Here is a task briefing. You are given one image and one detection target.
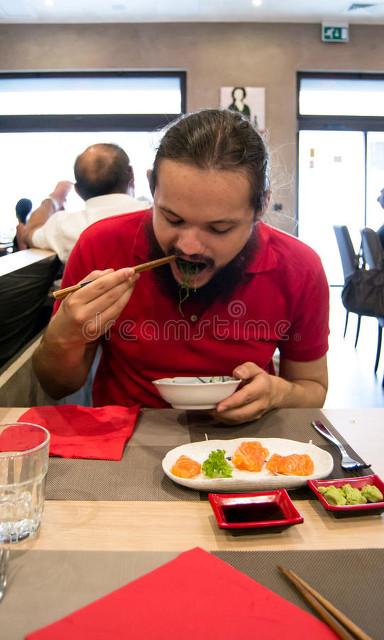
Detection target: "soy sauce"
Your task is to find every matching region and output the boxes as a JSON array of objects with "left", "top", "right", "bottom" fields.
[{"left": 222, "top": 501, "right": 285, "bottom": 523}]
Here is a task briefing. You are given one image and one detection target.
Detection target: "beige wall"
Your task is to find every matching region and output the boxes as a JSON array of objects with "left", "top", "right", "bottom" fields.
[{"left": 0, "top": 22, "right": 383, "bottom": 231}]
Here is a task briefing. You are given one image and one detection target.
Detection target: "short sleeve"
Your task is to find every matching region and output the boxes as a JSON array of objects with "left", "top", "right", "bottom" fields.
[
  {"left": 31, "top": 215, "right": 69, "bottom": 262},
  {"left": 278, "top": 257, "right": 329, "bottom": 362},
  {"left": 52, "top": 236, "right": 93, "bottom": 314}
]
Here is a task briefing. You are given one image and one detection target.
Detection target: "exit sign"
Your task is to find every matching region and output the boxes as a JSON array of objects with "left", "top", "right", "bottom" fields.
[{"left": 322, "top": 23, "right": 349, "bottom": 43}]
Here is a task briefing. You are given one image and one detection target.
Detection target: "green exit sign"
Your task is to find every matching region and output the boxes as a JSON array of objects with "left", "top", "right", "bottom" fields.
[{"left": 322, "top": 23, "right": 349, "bottom": 43}]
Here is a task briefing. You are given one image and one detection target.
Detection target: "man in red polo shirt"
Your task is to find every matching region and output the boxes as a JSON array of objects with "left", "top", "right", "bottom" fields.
[{"left": 33, "top": 109, "right": 329, "bottom": 424}]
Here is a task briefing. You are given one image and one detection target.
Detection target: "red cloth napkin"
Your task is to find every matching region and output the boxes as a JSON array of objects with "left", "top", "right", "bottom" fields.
[
  {"left": 25, "top": 547, "right": 338, "bottom": 639},
  {"left": 18, "top": 405, "right": 140, "bottom": 460}
]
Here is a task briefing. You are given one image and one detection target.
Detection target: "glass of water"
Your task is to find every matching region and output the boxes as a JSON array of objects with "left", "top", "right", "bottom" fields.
[{"left": 0, "top": 422, "right": 50, "bottom": 543}]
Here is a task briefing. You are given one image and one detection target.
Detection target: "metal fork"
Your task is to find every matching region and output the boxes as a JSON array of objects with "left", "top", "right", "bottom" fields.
[
  {"left": 0, "top": 548, "right": 9, "bottom": 603},
  {"left": 311, "top": 421, "right": 371, "bottom": 471}
]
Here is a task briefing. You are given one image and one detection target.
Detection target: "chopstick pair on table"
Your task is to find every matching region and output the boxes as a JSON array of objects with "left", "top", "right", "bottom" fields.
[
  {"left": 52, "top": 255, "right": 176, "bottom": 301},
  {"left": 278, "top": 565, "right": 372, "bottom": 640}
]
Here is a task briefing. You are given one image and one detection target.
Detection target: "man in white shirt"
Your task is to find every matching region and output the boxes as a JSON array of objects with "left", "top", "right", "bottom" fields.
[{"left": 21, "top": 143, "right": 149, "bottom": 262}]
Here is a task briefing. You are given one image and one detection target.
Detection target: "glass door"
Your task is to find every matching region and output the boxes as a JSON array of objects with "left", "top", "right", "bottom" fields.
[
  {"left": 298, "top": 130, "right": 365, "bottom": 285},
  {"left": 298, "top": 73, "right": 384, "bottom": 286},
  {"left": 366, "top": 132, "right": 384, "bottom": 231}
]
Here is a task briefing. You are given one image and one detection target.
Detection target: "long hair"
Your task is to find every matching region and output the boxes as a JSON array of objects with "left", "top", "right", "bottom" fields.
[{"left": 150, "top": 109, "right": 269, "bottom": 213}]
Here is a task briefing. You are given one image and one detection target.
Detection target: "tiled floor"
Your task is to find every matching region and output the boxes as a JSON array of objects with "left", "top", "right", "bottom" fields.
[{"left": 325, "top": 287, "right": 384, "bottom": 408}]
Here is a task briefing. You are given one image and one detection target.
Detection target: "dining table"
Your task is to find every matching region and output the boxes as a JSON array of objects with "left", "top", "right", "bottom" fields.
[{"left": 1, "top": 405, "right": 383, "bottom": 639}]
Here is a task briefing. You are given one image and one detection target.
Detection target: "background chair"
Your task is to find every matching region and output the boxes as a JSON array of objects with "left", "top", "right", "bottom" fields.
[
  {"left": 361, "top": 227, "right": 384, "bottom": 271},
  {"left": 360, "top": 227, "right": 384, "bottom": 376},
  {"left": 333, "top": 225, "right": 361, "bottom": 347}
]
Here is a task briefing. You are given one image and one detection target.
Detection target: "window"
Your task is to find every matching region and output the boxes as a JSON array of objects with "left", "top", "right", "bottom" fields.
[
  {"left": 0, "top": 75, "right": 183, "bottom": 116},
  {"left": 299, "top": 76, "right": 384, "bottom": 117},
  {"left": 0, "top": 71, "right": 186, "bottom": 241}
]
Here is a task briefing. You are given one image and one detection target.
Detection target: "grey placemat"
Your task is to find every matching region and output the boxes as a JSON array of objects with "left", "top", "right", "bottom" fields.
[
  {"left": 215, "top": 549, "right": 383, "bottom": 640},
  {"left": 45, "top": 408, "right": 197, "bottom": 501},
  {"left": 128, "top": 408, "right": 191, "bottom": 447},
  {"left": 47, "top": 444, "right": 197, "bottom": 501},
  {"left": 2, "top": 549, "right": 178, "bottom": 640},
  {"left": 2, "top": 548, "right": 382, "bottom": 640},
  {"left": 45, "top": 408, "right": 372, "bottom": 501}
]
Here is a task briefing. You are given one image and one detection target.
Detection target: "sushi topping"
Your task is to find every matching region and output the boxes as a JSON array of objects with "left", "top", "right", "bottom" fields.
[
  {"left": 232, "top": 441, "right": 269, "bottom": 472},
  {"left": 171, "top": 455, "right": 201, "bottom": 479},
  {"left": 266, "top": 453, "right": 314, "bottom": 477}
]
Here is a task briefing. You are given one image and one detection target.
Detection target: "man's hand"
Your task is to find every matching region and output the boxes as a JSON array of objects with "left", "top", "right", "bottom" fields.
[
  {"left": 214, "top": 356, "right": 328, "bottom": 424},
  {"left": 33, "top": 267, "right": 140, "bottom": 399},
  {"left": 49, "top": 180, "right": 73, "bottom": 210},
  {"left": 215, "top": 362, "right": 277, "bottom": 424},
  {"left": 15, "top": 222, "right": 28, "bottom": 250},
  {"left": 23, "top": 180, "right": 73, "bottom": 247},
  {"left": 47, "top": 267, "right": 139, "bottom": 349}
]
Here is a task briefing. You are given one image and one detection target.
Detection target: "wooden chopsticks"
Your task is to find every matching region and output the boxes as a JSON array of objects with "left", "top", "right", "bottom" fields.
[
  {"left": 52, "top": 255, "right": 176, "bottom": 301},
  {"left": 278, "top": 566, "right": 372, "bottom": 640},
  {"left": 133, "top": 254, "right": 176, "bottom": 274}
]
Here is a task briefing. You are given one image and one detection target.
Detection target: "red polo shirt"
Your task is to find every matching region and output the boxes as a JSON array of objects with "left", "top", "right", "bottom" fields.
[{"left": 59, "top": 210, "right": 329, "bottom": 407}]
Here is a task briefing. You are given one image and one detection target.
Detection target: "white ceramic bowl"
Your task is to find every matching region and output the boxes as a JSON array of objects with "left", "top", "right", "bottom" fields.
[{"left": 152, "top": 376, "right": 241, "bottom": 410}]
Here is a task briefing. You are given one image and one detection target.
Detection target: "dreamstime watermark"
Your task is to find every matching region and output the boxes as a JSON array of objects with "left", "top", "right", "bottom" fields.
[{"left": 82, "top": 299, "right": 295, "bottom": 343}]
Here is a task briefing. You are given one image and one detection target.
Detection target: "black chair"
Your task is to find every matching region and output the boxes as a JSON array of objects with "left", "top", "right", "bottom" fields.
[
  {"left": 361, "top": 227, "right": 384, "bottom": 271},
  {"left": 360, "top": 227, "right": 384, "bottom": 375},
  {"left": 333, "top": 225, "right": 361, "bottom": 347}
]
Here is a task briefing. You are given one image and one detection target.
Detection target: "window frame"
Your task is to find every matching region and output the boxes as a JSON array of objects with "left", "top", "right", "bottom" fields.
[
  {"left": 297, "top": 71, "right": 384, "bottom": 132},
  {"left": 0, "top": 70, "right": 187, "bottom": 132}
]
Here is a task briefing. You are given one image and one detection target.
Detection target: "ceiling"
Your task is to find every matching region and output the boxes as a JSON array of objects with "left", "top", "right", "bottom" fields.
[{"left": 1, "top": 0, "right": 384, "bottom": 25}]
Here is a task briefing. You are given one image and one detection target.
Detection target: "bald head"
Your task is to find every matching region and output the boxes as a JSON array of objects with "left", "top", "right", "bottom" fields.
[{"left": 74, "top": 143, "right": 134, "bottom": 201}]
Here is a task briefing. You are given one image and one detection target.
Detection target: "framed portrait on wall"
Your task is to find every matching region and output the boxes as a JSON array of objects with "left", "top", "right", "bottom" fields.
[{"left": 220, "top": 86, "right": 265, "bottom": 131}]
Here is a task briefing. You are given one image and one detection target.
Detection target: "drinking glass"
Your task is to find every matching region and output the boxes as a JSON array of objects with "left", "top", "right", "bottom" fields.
[{"left": 0, "top": 422, "right": 50, "bottom": 543}]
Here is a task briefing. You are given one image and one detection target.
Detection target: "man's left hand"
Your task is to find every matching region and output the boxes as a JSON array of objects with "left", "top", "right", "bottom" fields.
[{"left": 214, "top": 361, "right": 277, "bottom": 424}]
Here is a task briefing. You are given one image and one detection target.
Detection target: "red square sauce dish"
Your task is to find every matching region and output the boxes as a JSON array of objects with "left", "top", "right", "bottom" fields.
[
  {"left": 307, "top": 474, "right": 384, "bottom": 517},
  {"left": 208, "top": 489, "right": 304, "bottom": 530}
]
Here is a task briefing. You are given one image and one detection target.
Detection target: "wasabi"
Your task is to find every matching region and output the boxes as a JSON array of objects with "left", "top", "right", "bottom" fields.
[
  {"left": 342, "top": 483, "right": 367, "bottom": 505},
  {"left": 321, "top": 486, "right": 347, "bottom": 506},
  {"left": 318, "top": 482, "right": 383, "bottom": 506},
  {"left": 360, "top": 484, "right": 384, "bottom": 503}
]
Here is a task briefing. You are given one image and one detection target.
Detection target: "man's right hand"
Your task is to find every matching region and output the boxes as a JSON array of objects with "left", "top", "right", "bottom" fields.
[
  {"left": 24, "top": 180, "right": 74, "bottom": 247},
  {"left": 49, "top": 180, "right": 73, "bottom": 210},
  {"left": 46, "top": 267, "right": 139, "bottom": 349}
]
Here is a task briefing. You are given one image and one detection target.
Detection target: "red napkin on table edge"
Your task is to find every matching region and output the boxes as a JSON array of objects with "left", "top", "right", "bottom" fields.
[
  {"left": 25, "top": 547, "right": 338, "bottom": 640},
  {"left": 18, "top": 404, "right": 141, "bottom": 460}
]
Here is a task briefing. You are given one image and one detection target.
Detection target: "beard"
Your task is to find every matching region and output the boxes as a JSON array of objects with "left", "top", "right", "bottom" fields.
[{"left": 144, "top": 218, "right": 259, "bottom": 311}]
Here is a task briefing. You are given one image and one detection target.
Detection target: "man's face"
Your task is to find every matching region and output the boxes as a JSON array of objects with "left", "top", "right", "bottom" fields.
[
  {"left": 378, "top": 188, "right": 384, "bottom": 209},
  {"left": 152, "top": 159, "right": 256, "bottom": 289}
]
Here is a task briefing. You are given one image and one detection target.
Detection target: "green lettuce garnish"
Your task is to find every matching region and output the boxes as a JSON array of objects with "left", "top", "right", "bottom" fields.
[{"left": 202, "top": 449, "right": 232, "bottom": 478}]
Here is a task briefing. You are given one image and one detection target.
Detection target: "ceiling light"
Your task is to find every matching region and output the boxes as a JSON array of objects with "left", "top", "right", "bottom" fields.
[
  {"left": 252, "top": 0, "right": 262, "bottom": 6},
  {"left": 45, "top": 0, "right": 54, "bottom": 7}
]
